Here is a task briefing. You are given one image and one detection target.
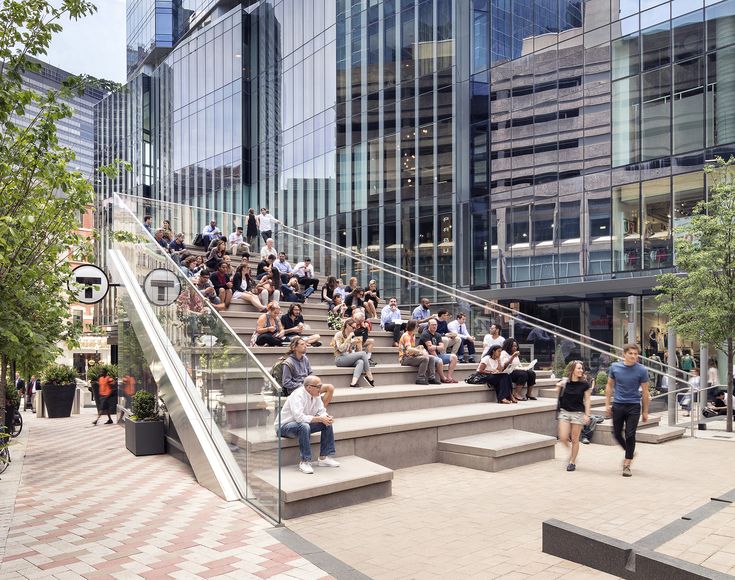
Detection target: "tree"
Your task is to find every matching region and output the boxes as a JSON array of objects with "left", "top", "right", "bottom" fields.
[
  {"left": 656, "top": 157, "right": 735, "bottom": 432},
  {"left": 0, "top": 1, "right": 111, "bottom": 424}
]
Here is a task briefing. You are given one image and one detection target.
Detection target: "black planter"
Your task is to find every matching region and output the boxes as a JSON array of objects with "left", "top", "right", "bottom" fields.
[
  {"left": 125, "top": 419, "right": 165, "bottom": 456},
  {"left": 42, "top": 383, "right": 77, "bottom": 418}
]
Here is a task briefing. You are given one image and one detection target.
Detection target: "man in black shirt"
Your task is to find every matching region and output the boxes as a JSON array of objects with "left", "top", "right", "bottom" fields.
[
  {"left": 257, "top": 255, "right": 276, "bottom": 280},
  {"left": 418, "top": 318, "right": 458, "bottom": 383}
]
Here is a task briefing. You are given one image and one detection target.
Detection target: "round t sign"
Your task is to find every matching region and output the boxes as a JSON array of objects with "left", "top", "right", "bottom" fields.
[
  {"left": 143, "top": 268, "right": 182, "bottom": 306},
  {"left": 68, "top": 264, "right": 110, "bottom": 305}
]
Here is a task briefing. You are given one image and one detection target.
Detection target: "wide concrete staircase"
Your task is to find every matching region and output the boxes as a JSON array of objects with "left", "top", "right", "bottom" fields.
[{"left": 185, "top": 247, "right": 561, "bottom": 518}]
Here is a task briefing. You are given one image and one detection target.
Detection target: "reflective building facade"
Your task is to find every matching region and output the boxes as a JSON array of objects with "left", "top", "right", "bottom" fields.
[{"left": 101, "top": 0, "right": 735, "bottom": 347}]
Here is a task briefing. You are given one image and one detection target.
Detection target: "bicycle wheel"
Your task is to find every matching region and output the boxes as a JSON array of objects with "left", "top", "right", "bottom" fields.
[
  {"left": 0, "top": 435, "right": 10, "bottom": 475},
  {"left": 11, "top": 410, "right": 22, "bottom": 438}
]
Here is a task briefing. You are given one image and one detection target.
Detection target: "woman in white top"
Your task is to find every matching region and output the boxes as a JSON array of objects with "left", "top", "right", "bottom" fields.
[{"left": 475, "top": 345, "right": 513, "bottom": 404}]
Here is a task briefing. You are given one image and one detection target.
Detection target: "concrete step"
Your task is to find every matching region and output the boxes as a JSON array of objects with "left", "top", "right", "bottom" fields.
[
  {"left": 225, "top": 298, "right": 411, "bottom": 318},
  {"left": 635, "top": 424, "right": 686, "bottom": 444},
  {"left": 252, "top": 455, "right": 394, "bottom": 519},
  {"left": 246, "top": 346, "right": 410, "bottom": 367},
  {"left": 438, "top": 429, "right": 556, "bottom": 472},
  {"left": 228, "top": 400, "right": 559, "bottom": 468},
  {"left": 235, "top": 330, "right": 399, "bottom": 348},
  {"left": 590, "top": 416, "right": 662, "bottom": 446}
]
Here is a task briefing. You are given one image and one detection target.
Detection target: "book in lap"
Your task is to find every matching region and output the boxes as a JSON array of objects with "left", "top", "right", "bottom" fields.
[{"left": 504, "top": 359, "right": 538, "bottom": 374}]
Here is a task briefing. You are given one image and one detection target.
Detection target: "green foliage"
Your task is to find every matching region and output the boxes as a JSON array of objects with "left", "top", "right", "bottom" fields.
[
  {"left": 42, "top": 363, "right": 76, "bottom": 385},
  {"left": 86, "top": 363, "right": 118, "bottom": 385},
  {"left": 656, "top": 157, "right": 735, "bottom": 430},
  {"left": 5, "top": 382, "right": 20, "bottom": 408},
  {"left": 130, "top": 390, "right": 159, "bottom": 422},
  {"left": 552, "top": 344, "right": 567, "bottom": 378},
  {"left": 0, "top": 1, "right": 118, "bottom": 419},
  {"left": 595, "top": 371, "right": 608, "bottom": 393}
]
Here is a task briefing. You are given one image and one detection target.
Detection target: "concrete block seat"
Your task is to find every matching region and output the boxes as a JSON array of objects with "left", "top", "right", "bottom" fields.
[
  {"left": 252, "top": 455, "right": 394, "bottom": 519},
  {"left": 227, "top": 399, "right": 559, "bottom": 469},
  {"left": 591, "top": 415, "right": 664, "bottom": 445},
  {"left": 438, "top": 429, "right": 557, "bottom": 472},
  {"left": 635, "top": 424, "right": 686, "bottom": 443}
]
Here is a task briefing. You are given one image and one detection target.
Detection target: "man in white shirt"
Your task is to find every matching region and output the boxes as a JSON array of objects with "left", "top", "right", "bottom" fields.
[
  {"left": 260, "top": 238, "right": 278, "bottom": 261},
  {"left": 292, "top": 257, "right": 319, "bottom": 296},
  {"left": 258, "top": 207, "right": 277, "bottom": 243},
  {"left": 228, "top": 226, "right": 250, "bottom": 256},
  {"left": 275, "top": 375, "right": 340, "bottom": 474},
  {"left": 201, "top": 220, "right": 221, "bottom": 244},
  {"left": 448, "top": 313, "right": 477, "bottom": 363},
  {"left": 482, "top": 323, "right": 505, "bottom": 356},
  {"left": 381, "top": 297, "right": 407, "bottom": 346}
]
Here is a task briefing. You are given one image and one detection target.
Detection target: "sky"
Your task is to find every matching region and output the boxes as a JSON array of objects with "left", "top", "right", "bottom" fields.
[{"left": 45, "top": 0, "right": 127, "bottom": 83}]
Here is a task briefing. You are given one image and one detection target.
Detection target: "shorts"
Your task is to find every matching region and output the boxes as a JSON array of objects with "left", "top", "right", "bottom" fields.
[
  {"left": 557, "top": 409, "right": 586, "bottom": 425},
  {"left": 438, "top": 353, "right": 452, "bottom": 365}
]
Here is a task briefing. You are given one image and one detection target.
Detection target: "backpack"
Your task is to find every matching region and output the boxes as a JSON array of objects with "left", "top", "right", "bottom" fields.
[
  {"left": 269, "top": 356, "right": 295, "bottom": 396},
  {"left": 193, "top": 233, "right": 205, "bottom": 247}
]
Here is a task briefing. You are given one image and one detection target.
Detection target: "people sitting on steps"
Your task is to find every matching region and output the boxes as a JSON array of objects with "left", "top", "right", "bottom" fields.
[
  {"left": 280, "top": 303, "right": 321, "bottom": 346},
  {"left": 352, "top": 309, "right": 376, "bottom": 366},
  {"left": 210, "top": 262, "right": 233, "bottom": 309},
  {"left": 332, "top": 318, "right": 376, "bottom": 388},
  {"left": 280, "top": 277, "right": 306, "bottom": 303},
  {"left": 435, "top": 309, "right": 462, "bottom": 358},
  {"left": 482, "top": 323, "right": 505, "bottom": 356},
  {"left": 207, "top": 234, "right": 228, "bottom": 251},
  {"left": 381, "top": 296, "right": 406, "bottom": 347},
  {"left": 259, "top": 266, "right": 282, "bottom": 305},
  {"left": 327, "top": 294, "right": 347, "bottom": 330},
  {"left": 419, "top": 318, "right": 458, "bottom": 383},
  {"left": 193, "top": 271, "right": 225, "bottom": 311},
  {"left": 321, "top": 276, "right": 339, "bottom": 305},
  {"left": 205, "top": 239, "right": 227, "bottom": 271},
  {"left": 345, "top": 286, "right": 367, "bottom": 317},
  {"left": 275, "top": 375, "right": 340, "bottom": 475},
  {"left": 501, "top": 338, "right": 537, "bottom": 401},
  {"left": 411, "top": 297, "right": 432, "bottom": 332},
  {"left": 255, "top": 302, "right": 287, "bottom": 346},
  {"left": 281, "top": 338, "right": 335, "bottom": 406},
  {"left": 256, "top": 253, "right": 276, "bottom": 280},
  {"left": 398, "top": 320, "right": 439, "bottom": 385},
  {"left": 228, "top": 226, "right": 250, "bottom": 256},
  {"left": 448, "top": 312, "right": 477, "bottom": 363},
  {"left": 201, "top": 219, "right": 221, "bottom": 245},
  {"left": 231, "top": 255, "right": 268, "bottom": 312},
  {"left": 364, "top": 280, "right": 380, "bottom": 319},
  {"left": 292, "top": 257, "right": 319, "bottom": 295},
  {"left": 475, "top": 345, "right": 514, "bottom": 404},
  {"left": 260, "top": 237, "right": 278, "bottom": 261},
  {"left": 274, "top": 252, "right": 294, "bottom": 284},
  {"left": 168, "top": 232, "right": 187, "bottom": 265}
]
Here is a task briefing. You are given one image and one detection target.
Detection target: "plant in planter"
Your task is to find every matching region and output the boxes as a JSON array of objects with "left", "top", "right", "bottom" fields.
[
  {"left": 42, "top": 364, "right": 78, "bottom": 418},
  {"left": 125, "top": 390, "right": 165, "bottom": 456},
  {"left": 4, "top": 382, "right": 20, "bottom": 433},
  {"left": 595, "top": 371, "right": 608, "bottom": 395}
]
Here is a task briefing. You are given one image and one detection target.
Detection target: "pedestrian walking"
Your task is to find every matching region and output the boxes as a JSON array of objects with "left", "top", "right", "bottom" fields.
[
  {"left": 556, "top": 360, "right": 592, "bottom": 472},
  {"left": 93, "top": 369, "right": 116, "bottom": 425},
  {"left": 605, "top": 344, "right": 650, "bottom": 477}
]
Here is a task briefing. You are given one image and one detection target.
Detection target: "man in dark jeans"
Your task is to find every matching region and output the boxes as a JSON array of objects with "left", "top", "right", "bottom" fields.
[{"left": 605, "top": 344, "right": 650, "bottom": 477}]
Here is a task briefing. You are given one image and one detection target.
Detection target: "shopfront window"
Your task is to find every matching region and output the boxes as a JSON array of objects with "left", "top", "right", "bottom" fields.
[
  {"left": 613, "top": 182, "right": 641, "bottom": 271},
  {"left": 642, "top": 177, "right": 673, "bottom": 269}
]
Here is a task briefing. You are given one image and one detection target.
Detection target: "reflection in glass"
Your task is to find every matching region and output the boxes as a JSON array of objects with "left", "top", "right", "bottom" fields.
[
  {"left": 674, "top": 57, "right": 705, "bottom": 154},
  {"left": 613, "top": 182, "right": 641, "bottom": 272},
  {"left": 642, "top": 177, "right": 673, "bottom": 269}
]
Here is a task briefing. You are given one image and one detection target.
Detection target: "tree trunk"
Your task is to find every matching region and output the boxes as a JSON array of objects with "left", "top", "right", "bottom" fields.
[
  {"left": 0, "top": 353, "right": 7, "bottom": 430},
  {"left": 728, "top": 338, "right": 734, "bottom": 432}
]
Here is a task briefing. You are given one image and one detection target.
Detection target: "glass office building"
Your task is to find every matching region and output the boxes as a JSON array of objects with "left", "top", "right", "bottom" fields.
[{"left": 99, "top": 0, "right": 735, "bottom": 348}]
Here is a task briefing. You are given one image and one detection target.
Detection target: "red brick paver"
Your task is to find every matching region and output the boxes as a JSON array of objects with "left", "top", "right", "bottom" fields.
[{"left": 0, "top": 410, "right": 332, "bottom": 579}]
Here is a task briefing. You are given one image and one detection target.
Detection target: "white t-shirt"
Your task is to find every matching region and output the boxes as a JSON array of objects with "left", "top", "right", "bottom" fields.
[
  {"left": 261, "top": 245, "right": 278, "bottom": 260},
  {"left": 259, "top": 213, "right": 275, "bottom": 232},
  {"left": 483, "top": 334, "right": 505, "bottom": 349},
  {"left": 480, "top": 355, "right": 501, "bottom": 372},
  {"left": 229, "top": 232, "right": 245, "bottom": 246}
]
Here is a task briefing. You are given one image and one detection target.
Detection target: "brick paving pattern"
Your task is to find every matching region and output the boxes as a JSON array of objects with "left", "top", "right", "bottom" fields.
[{"left": 0, "top": 410, "right": 331, "bottom": 580}]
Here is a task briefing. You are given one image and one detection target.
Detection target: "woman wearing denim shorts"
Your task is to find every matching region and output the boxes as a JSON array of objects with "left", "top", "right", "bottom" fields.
[{"left": 556, "top": 360, "right": 592, "bottom": 472}]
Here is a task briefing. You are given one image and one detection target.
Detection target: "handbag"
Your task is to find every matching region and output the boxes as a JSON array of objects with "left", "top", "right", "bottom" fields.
[
  {"left": 466, "top": 372, "right": 489, "bottom": 385},
  {"left": 556, "top": 378, "right": 567, "bottom": 414}
]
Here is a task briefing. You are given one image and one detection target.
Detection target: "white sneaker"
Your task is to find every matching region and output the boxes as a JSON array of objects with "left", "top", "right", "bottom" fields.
[
  {"left": 317, "top": 457, "right": 340, "bottom": 468},
  {"left": 298, "top": 461, "right": 314, "bottom": 474}
]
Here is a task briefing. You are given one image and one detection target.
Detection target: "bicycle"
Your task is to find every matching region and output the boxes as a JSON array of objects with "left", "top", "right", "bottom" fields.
[
  {"left": 0, "top": 429, "right": 11, "bottom": 475},
  {"left": 11, "top": 407, "right": 22, "bottom": 438}
]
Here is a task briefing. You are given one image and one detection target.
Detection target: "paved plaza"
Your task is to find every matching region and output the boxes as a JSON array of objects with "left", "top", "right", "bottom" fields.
[{"left": 2, "top": 408, "right": 735, "bottom": 579}]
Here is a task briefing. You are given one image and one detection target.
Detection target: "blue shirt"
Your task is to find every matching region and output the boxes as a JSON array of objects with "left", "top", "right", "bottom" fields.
[
  {"left": 412, "top": 306, "right": 431, "bottom": 321},
  {"left": 608, "top": 362, "right": 649, "bottom": 404},
  {"left": 380, "top": 305, "right": 402, "bottom": 328}
]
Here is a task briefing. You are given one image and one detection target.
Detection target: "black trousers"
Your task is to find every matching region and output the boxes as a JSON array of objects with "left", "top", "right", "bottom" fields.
[
  {"left": 298, "top": 276, "right": 319, "bottom": 290},
  {"left": 612, "top": 402, "right": 641, "bottom": 460},
  {"left": 457, "top": 339, "right": 476, "bottom": 358},
  {"left": 384, "top": 321, "right": 407, "bottom": 343},
  {"left": 483, "top": 374, "right": 512, "bottom": 402},
  {"left": 256, "top": 333, "right": 286, "bottom": 347},
  {"left": 509, "top": 369, "right": 536, "bottom": 387}
]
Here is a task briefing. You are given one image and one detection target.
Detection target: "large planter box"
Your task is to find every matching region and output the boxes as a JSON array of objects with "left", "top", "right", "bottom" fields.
[
  {"left": 125, "top": 419, "right": 165, "bottom": 456},
  {"left": 42, "top": 383, "right": 77, "bottom": 418}
]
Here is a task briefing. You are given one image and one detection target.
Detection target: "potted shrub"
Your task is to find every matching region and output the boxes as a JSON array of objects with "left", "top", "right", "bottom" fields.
[
  {"left": 125, "top": 390, "right": 165, "bottom": 456},
  {"left": 5, "top": 381, "right": 20, "bottom": 433},
  {"left": 595, "top": 371, "right": 608, "bottom": 395},
  {"left": 42, "top": 364, "right": 77, "bottom": 418}
]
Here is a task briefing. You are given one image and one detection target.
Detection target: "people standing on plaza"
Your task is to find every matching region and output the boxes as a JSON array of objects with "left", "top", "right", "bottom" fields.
[
  {"left": 381, "top": 296, "right": 407, "bottom": 347},
  {"left": 26, "top": 375, "right": 39, "bottom": 412},
  {"left": 605, "top": 344, "right": 650, "bottom": 477},
  {"left": 14, "top": 371, "right": 24, "bottom": 397},
  {"left": 258, "top": 208, "right": 277, "bottom": 243},
  {"left": 332, "top": 318, "right": 375, "bottom": 388},
  {"left": 93, "top": 368, "right": 116, "bottom": 425},
  {"left": 398, "top": 320, "right": 437, "bottom": 385},
  {"left": 201, "top": 219, "right": 221, "bottom": 245},
  {"left": 276, "top": 375, "right": 340, "bottom": 474},
  {"left": 246, "top": 208, "right": 259, "bottom": 247},
  {"left": 281, "top": 338, "right": 335, "bottom": 405},
  {"left": 556, "top": 360, "right": 592, "bottom": 472},
  {"left": 448, "top": 312, "right": 477, "bottom": 363}
]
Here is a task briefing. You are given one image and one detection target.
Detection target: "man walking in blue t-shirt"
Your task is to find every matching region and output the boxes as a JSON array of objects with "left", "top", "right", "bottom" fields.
[{"left": 605, "top": 344, "right": 650, "bottom": 477}]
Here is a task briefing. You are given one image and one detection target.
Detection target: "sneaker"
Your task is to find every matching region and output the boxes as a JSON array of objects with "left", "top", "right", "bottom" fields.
[
  {"left": 566, "top": 463, "right": 576, "bottom": 472},
  {"left": 317, "top": 457, "right": 340, "bottom": 468},
  {"left": 429, "top": 378, "right": 442, "bottom": 385},
  {"left": 581, "top": 437, "right": 590, "bottom": 445},
  {"left": 368, "top": 359, "right": 377, "bottom": 367},
  {"left": 467, "top": 357, "right": 476, "bottom": 363},
  {"left": 415, "top": 378, "right": 428, "bottom": 385},
  {"left": 105, "top": 419, "right": 114, "bottom": 424},
  {"left": 91, "top": 419, "right": 98, "bottom": 426},
  {"left": 458, "top": 357, "right": 467, "bottom": 364},
  {"left": 622, "top": 465, "right": 632, "bottom": 477},
  {"left": 299, "top": 461, "right": 314, "bottom": 474}
]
